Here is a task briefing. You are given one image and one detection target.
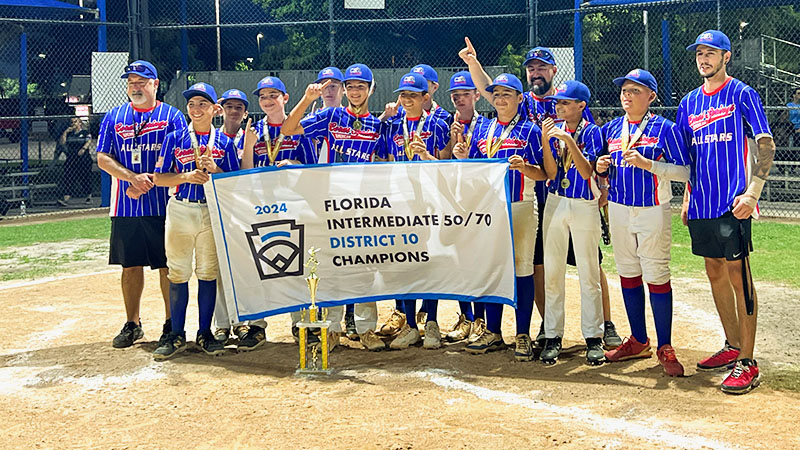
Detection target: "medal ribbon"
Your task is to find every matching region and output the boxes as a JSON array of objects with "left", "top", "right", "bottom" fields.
[
  {"left": 485, "top": 114, "right": 520, "bottom": 158},
  {"left": 555, "top": 119, "right": 586, "bottom": 190},
  {"left": 463, "top": 112, "right": 479, "bottom": 149},
  {"left": 188, "top": 122, "right": 216, "bottom": 171},
  {"left": 261, "top": 116, "right": 286, "bottom": 165},
  {"left": 621, "top": 112, "right": 652, "bottom": 155},
  {"left": 402, "top": 111, "right": 429, "bottom": 161}
]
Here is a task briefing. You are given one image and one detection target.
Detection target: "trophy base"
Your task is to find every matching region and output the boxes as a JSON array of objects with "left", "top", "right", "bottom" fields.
[{"left": 295, "top": 368, "right": 335, "bottom": 376}]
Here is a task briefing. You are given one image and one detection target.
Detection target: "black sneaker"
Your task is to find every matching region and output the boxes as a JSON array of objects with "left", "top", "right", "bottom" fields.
[
  {"left": 535, "top": 322, "right": 546, "bottom": 348},
  {"left": 238, "top": 326, "right": 266, "bottom": 352},
  {"left": 586, "top": 337, "right": 606, "bottom": 366},
  {"left": 540, "top": 337, "right": 562, "bottom": 365},
  {"left": 112, "top": 321, "right": 143, "bottom": 348},
  {"left": 153, "top": 332, "right": 186, "bottom": 360},
  {"left": 603, "top": 321, "right": 622, "bottom": 349},
  {"left": 157, "top": 319, "right": 172, "bottom": 348},
  {"left": 197, "top": 330, "right": 225, "bottom": 356},
  {"left": 345, "top": 313, "right": 358, "bottom": 340}
]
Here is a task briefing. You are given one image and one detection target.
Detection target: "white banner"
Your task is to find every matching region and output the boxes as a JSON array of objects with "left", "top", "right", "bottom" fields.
[{"left": 206, "top": 161, "right": 516, "bottom": 322}]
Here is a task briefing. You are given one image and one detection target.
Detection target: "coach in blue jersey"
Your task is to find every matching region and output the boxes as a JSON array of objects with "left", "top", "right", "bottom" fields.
[
  {"left": 96, "top": 60, "right": 187, "bottom": 349},
  {"left": 677, "top": 31, "right": 776, "bottom": 394}
]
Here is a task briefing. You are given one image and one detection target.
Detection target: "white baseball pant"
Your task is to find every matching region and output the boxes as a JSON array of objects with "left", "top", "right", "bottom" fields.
[
  {"left": 512, "top": 200, "right": 537, "bottom": 276},
  {"left": 164, "top": 198, "right": 218, "bottom": 283},
  {"left": 608, "top": 202, "right": 672, "bottom": 284},
  {"left": 214, "top": 276, "right": 267, "bottom": 330}
]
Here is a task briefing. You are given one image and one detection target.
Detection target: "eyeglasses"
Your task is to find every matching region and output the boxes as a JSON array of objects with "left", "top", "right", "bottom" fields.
[{"left": 125, "top": 64, "right": 152, "bottom": 75}]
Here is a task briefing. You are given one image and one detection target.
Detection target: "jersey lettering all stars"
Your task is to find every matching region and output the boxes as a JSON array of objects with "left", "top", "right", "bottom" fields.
[
  {"left": 250, "top": 120, "right": 317, "bottom": 167},
  {"left": 676, "top": 77, "right": 772, "bottom": 220},
  {"left": 300, "top": 107, "right": 381, "bottom": 163},
  {"left": 155, "top": 129, "right": 239, "bottom": 202},
  {"left": 96, "top": 101, "right": 186, "bottom": 217},
  {"left": 601, "top": 115, "right": 690, "bottom": 207}
]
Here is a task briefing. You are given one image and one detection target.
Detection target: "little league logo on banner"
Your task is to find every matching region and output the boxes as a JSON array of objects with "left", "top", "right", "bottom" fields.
[{"left": 206, "top": 160, "right": 516, "bottom": 323}]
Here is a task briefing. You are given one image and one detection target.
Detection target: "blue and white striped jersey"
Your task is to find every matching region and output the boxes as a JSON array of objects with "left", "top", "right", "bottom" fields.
[
  {"left": 546, "top": 122, "right": 603, "bottom": 200},
  {"left": 251, "top": 120, "right": 317, "bottom": 167},
  {"left": 96, "top": 101, "right": 186, "bottom": 217},
  {"left": 676, "top": 77, "right": 772, "bottom": 219},
  {"left": 300, "top": 107, "right": 381, "bottom": 163},
  {"left": 377, "top": 114, "right": 450, "bottom": 161}
]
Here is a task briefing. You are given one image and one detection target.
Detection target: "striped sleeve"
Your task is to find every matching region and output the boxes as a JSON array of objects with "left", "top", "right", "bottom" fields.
[
  {"left": 156, "top": 131, "right": 177, "bottom": 174},
  {"left": 662, "top": 120, "right": 690, "bottom": 166},
  {"left": 300, "top": 107, "right": 334, "bottom": 141},
  {"left": 582, "top": 124, "right": 602, "bottom": 162},
  {"left": 96, "top": 111, "right": 115, "bottom": 156},
  {"left": 739, "top": 86, "right": 772, "bottom": 139}
]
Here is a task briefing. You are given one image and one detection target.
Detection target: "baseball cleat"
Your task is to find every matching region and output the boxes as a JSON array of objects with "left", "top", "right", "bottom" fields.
[
  {"left": 514, "top": 334, "right": 534, "bottom": 361},
  {"left": 657, "top": 344, "right": 684, "bottom": 377},
  {"left": 721, "top": 359, "right": 761, "bottom": 394},
  {"left": 540, "top": 337, "right": 562, "bottom": 365},
  {"left": 112, "top": 321, "right": 144, "bottom": 348},
  {"left": 423, "top": 321, "right": 442, "bottom": 349},
  {"left": 697, "top": 341, "right": 740, "bottom": 372},
  {"left": 604, "top": 335, "right": 652, "bottom": 362},
  {"left": 585, "top": 338, "right": 606, "bottom": 366},
  {"left": 390, "top": 324, "right": 421, "bottom": 350},
  {"left": 465, "top": 331, "right": 504, "bottom": 354},
  {"left": 197, "top": 330, "right": 226, "bottom": 356},
  {"left": 153, "top": 332, "right": 186, "bottom": 360},
  {"left": 534, "top": 322, "right": 546, "bottom": 349},
  {"left": 157, "top": 319, "right": 172, "bottom": 348},
  {"left": 445, "top": 314, "right": 472, "bottom": 342},
  {"left": 360, "top": 330, "right": 386, "bottom": 351},
  {"left": 378, "top": 310, "right": 406, "bottom": 336},
  {"left": 345, "top": 313, "right": 359, "bottom": 340},
  {"left": 603, "top": 321, "right": 623, "bottom": 349},
  {"left": 213, "top": 327, "right": 230, "bottom": 343},
  {"left": 237, "top": 326, "right": 266, "bottom": 352},
  {"left": 467, "top": 318, "right": 486, "bottom": 344}
]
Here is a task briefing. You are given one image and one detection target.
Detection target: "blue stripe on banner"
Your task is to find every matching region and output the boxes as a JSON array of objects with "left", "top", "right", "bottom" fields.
[
  {"left": 237, "top": 293, "right": 516, "bottom": 321},
  {"left": 261, "top": 231, "right": 291, "bottom": 242}
]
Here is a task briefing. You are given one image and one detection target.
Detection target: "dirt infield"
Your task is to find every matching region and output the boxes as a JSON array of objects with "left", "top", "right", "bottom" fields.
[{"left": 1, "top": 269, "right": 799, "bottom": 449}]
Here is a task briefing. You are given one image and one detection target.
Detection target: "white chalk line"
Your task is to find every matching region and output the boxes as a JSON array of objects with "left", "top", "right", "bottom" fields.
[{"left": 0, "top": 269, "right": 119, "bottom": 291}]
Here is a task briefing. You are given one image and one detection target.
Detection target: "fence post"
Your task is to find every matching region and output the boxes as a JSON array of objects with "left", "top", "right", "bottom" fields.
[
  {"left": 98, "top": 0, "right": 111, "bottom": 207},
  {"left": 19, "top": 28, "right": 30, "bottom": 193},
  {"left": 181, "top": 0, "right": 188, "bottom": 73},
  {"left": 328, "top": 0, "right": 335, "bottom": 66},
  {"left": 661, "top": 15, "right": 673, "bottom": 107},
  {"left": 574, "top": 0, "right": 583, "bottom": 81}
]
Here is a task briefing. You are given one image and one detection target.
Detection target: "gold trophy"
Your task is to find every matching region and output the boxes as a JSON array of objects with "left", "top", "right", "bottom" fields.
[{"left": 296, "top": 247, "right": 333, "bottom": 375}]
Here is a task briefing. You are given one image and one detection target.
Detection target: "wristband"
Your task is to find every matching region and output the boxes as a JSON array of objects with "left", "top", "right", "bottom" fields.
[{"left": 740, "top": 177, "right": 766, "bottom": 208}]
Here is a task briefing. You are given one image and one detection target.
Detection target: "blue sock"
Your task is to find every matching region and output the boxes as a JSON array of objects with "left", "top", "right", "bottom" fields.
[
  {"left": 403, "top": 299, "right": 417, "bottom": 328},
  {"left": 515, "top": 275, "right": 534, "bottom": 336},
  {"left": 485, "top": 303, "right": 503, "bottom": 334},
  {"left": 169, "top": 282, "right": 189, "bottom": 336},
  {"left": 459, "top": 301, "right": 474, "bottom": 321},
  {"left": 621, "top": 276, "right": 647, "bottom": 344},
  {"left": 423, "top": 300, "right": 437, "bottom": 323},
  {"left": 346, "top": 303, "right": 354, "bottom": 316},
  {"left": 648, "top": 282, "right": 673, "bottom": 348},
  {"left": 473, "top": 302, "right": 485, "bottom": 321},
  {"left": 197, "top": 279, "right": 217, "bottom": 334},
  {"left": 395, "top": 299, "right": 404, "bottom": 313}
]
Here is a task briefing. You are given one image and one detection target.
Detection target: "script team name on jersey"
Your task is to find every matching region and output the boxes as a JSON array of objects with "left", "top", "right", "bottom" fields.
[
  {"left": 300, "top": 107, "right": 381, "bottom": 163},
  {"left": 251, "top": 120, "right": 316, "bottom": 167}
]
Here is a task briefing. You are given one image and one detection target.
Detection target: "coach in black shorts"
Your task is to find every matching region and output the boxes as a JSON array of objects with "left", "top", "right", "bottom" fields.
[{"left": 96, "top": 61, "right": 187, "bottom": 348}]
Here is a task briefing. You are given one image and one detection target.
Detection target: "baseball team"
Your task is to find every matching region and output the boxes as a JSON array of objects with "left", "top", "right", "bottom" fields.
[{"left": 97, "top": 29, "right": 775, "bottom": 395}]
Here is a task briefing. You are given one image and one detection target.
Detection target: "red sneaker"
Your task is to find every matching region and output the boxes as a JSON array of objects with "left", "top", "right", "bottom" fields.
[
  {"left": 604, "top": 335, "right": 651, "bottom": 362},
  {"left": 721, "top": 360, "right": 761, "bottom": 394},
  {"left": 656, "top": 345, "right": 684, "bottom": 377},
  {"left": 697, "top": 341, "right": 740, "bottom": 372}
]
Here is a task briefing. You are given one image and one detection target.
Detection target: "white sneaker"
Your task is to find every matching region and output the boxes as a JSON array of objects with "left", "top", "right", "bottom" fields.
[
  {"left": 467, "top": 318, "right": 486, "bottom": 344},
  {"left": 423, "top": 321, "right": 442, "bottom": 349},
  {"left": 389, "top": 324, "right": 421, "bottom": 350}
]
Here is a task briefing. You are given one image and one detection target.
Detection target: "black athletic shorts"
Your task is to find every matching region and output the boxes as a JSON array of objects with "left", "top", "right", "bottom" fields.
[
  {"left": 533, "top": 201, "right": 545, "bottom": 266},
  {"left": 566, "top": 235, "right": 603, "bottom": 266},
  {"left": 109, "top": 216, "right": 168, "bottom": 269},
  {"left": 687, "top": 211, "right": 752, "bottom": 260}
]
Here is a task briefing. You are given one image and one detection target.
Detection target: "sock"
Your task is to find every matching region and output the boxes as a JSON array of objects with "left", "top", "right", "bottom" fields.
[
  {"left": 403, "top": 300, "right": 417, "bottom": 328},
  {"left": 485, "top": 303, "right": 503, "bottom": 334},
  {"left": 423, "top": 300, "right": 437, "bottom": 323},
  {"left": 395, "top": 299, "right": 404, "bottom": 313},
  {"left": 169, "top": 282, "right": 189, "bottom": 336},
  {"left": 458, "top": 301, "right": 474, "bottom": 322},
  {"left": 197, "top": 279, "right": 217, "bottom": 334},
  {"left": 345, "top": 303, "right": 354, "bottom": 317},
  {"left": 515, "top": 275, "right": 535, "bottom": 336},
  {"left": 620, "top": 276, "right": 647, "bottom": 344},
  {"left": 473, "top": 302, "right": 485, "bottom": 321},
  {"left": 648, "top": 281, "right": 673, "bottom": 348}
]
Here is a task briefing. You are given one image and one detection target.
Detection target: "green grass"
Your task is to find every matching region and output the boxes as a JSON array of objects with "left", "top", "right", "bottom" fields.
[
  {"left": 0, "top": 217, "right": 109, "bottom": 248},
  {"left": 765, "top": 367, "right": 800, "bottom": 393},
  {"left": 601, "top": 214, "right": 800, "bottom": 287}
]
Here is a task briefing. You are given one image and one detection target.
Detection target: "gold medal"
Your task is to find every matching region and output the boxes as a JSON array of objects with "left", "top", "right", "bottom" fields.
[
  {"left": 561, "top": 178, "right": 571, "bottom": 189},
  {"left": 353, "top": 119, "right": 362, "bottom": 131}
]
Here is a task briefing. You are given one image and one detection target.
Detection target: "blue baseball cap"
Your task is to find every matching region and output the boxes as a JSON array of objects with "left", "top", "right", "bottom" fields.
[
  {"left": 121, "top": 60, "right": 158, "bottom": 79},
  {"left": 411, "top": 64, "right": 438, "bottom": 83},
  {"left": 448, "top": 71, "right": 476, "bottom": 91},
  {"left": 344, "top": 64, "right": 373, "bottom": 84},
  {"left": 613, "top": 69, "right": 658, "bottom": 93},
  {"left": 252, "top": 76, "right": 287, "bottom": 95},
  {"left": 545, "top": 80, "right": 591, "bottom": 104},
  {"left": 218, "top": 89, "right": 249, "bottom": 108},
  {"left": 394, "top": 73, "right": 428, "bottom": 93},
  {"left": 183, "top": 82, "right": 217, "bottom": 103},
  {"left": 315, "top": 67, "right": 344, "bottom": 83},
  {"left": 523, "top": 47, "right": 556, "bottom": 66},
  {"left": 486, "top": 73, "right": 524, "bottom": 94},
  {"left": 686, "top": 30, "right": 731, "bottom": 52}
]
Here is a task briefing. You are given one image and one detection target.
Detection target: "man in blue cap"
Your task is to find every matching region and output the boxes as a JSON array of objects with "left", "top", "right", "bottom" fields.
[
  {"left": 597, "top": 69, "right": 690, "bottom": 376},
  {"left": 96, "top": 60, "right": 186, "bottom": 349},
  {"left": 452, "top": 73, "right": 554, "bottom": 360},
  {"left": 677, "top": 30, "right": 776, "bottom": 394},
  {"left": 282, "top": 64, "right": 387, "bottom": 351},
  {"left": 537, "top": 80, "right": 606, "bottom": 365},
  {"left": 152, "top": 82, "right": 240, "bottom": 360}
]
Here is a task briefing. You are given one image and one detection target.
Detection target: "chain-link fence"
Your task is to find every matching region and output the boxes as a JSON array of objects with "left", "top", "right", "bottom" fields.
[{"left": 1, "top": 0, "right": 799, "bottom": 217}]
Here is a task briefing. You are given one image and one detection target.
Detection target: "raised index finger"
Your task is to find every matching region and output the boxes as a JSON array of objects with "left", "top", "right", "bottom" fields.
[{"left": 465, "top": 37, "right": 474, "bottom": 53}]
